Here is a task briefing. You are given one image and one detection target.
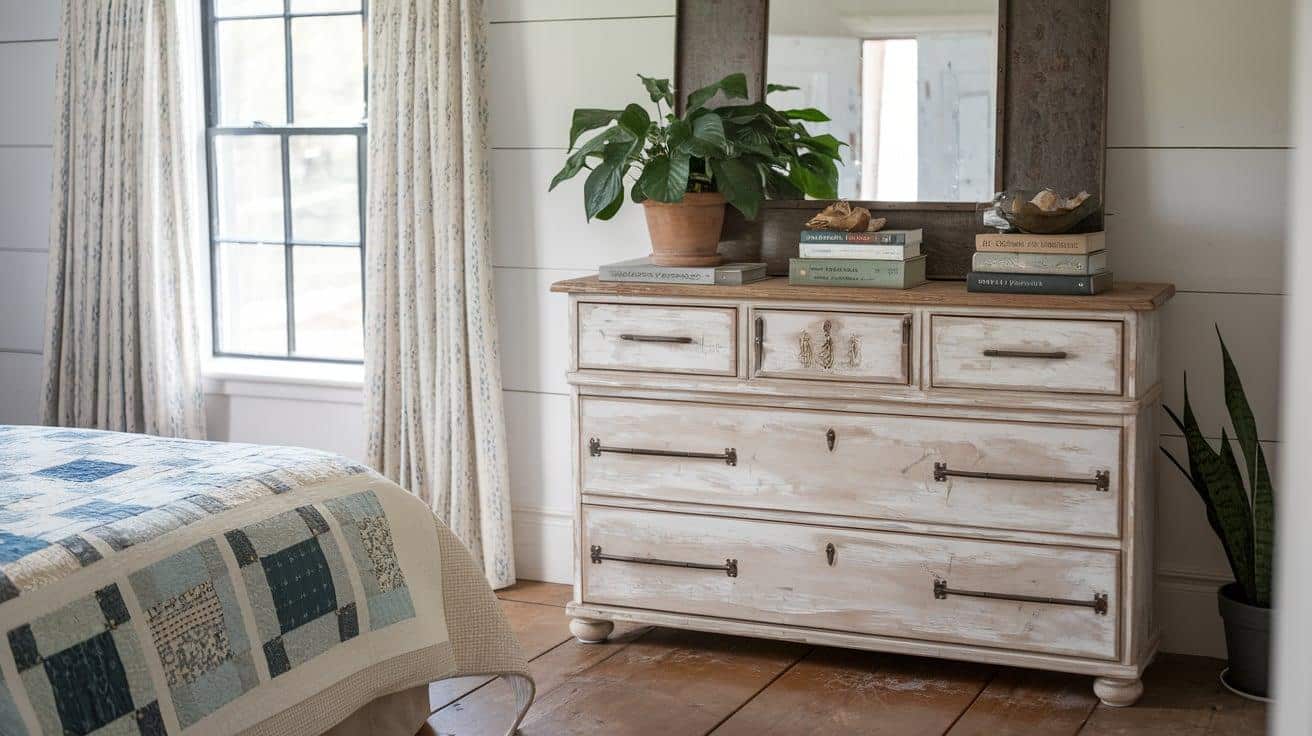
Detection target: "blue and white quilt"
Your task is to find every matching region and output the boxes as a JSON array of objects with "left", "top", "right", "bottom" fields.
[{"left": 0, "top": 426, "right": 531, "bottom": 736}]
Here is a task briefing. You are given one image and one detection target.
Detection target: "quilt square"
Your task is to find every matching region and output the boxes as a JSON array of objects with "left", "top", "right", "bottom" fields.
[
  {"left": 43, "top": 630, "right": 135, "bottom": 733},
  {"left": 56, "top": 500, "right": 152, "bottom": 523},
  {"left": 0, "top": 531, "right": 48, "bottom": 564},
  {"left": 55, "top": 535, "right": 103, "bottom": 567},
  {"left": 34, "top": 459, "right": 134, "bottom": 483},
  {"left": 325, "top": 491, "right": 416, "bottom": 630},
  {"left": 262, "top": 537, "right": 338, "bottom": 635}
]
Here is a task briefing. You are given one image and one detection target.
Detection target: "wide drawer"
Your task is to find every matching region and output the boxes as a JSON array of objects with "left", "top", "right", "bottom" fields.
[
  {"left": 583, "top": 506, "right": 1120, "bottom": 660},
  {"left": 576, "top": 302, "right": 737, "bottom": 376},
  {"left": 752, "top": 309, "right": 911, "bottom": 384},
  {"left": 930, "top": 315, "right": 1124, "bottom": 395},
  {"left": 581, "top": 397, "right": 1121, "bottom": 537}
]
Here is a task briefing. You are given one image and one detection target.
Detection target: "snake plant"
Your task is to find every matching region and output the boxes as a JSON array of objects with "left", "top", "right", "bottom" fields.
[{"left": 1162, "top": 328, "right": 1275, "bottom": 608}]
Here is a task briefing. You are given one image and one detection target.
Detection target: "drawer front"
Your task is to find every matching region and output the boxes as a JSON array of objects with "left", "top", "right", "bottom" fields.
[
  {"left": 583, "top": 506, "right": 1120, "bottom": 659},
  {"left": 581, "top": 397, "right": 1121, "bottom": 537},
  {"left": 577, "top": 303, "right": 736, "bottom": 376},
  {"left": 930, "top": 315, "right": 1124, "bottom": 394},
  {"left": 753, "top": 309, "right": 910, "bottom": 384}
]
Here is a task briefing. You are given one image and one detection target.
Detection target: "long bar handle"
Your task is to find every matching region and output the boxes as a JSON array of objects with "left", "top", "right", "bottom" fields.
[
  {"left": 934, "top": 462, "right": 1110, "bottom": 492},
  {"left": 934, "top": 578, "right": 1108, "bottom": 615},
  {"left": 589, "top": 437, "right": 737, "bottom": 466},
  {"left": 620, "top": 333, "right": 694, "bottom": 344},
  {"left": 591, "top": 545, "right": 738, "bottom": 577},
  {"left": 982, "top": 348, "right": 1068, "bottom": 360}
]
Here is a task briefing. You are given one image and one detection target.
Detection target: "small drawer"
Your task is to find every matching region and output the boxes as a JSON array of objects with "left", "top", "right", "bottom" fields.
[
  {"left": 583, "top": 506, "right": 1120, "bottom": 660},
  {"left": 931, "top": 315, "right": 1124, "bottom": 394},
  {"left": 752, "top": 309, "right": 911, "bottom": 384},
  {"left": 576, "top": 302, "right": 737, "bottom": 376}
]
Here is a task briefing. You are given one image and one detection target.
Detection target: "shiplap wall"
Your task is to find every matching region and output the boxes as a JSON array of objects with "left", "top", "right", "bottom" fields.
[{"left": 0, "top": 0, "right": 1291, "bottom": 655}]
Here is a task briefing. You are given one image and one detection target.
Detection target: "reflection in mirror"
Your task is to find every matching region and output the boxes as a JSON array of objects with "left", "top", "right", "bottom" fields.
[{"left": 767, "top": 0, "right": 999, "bottom": 203}]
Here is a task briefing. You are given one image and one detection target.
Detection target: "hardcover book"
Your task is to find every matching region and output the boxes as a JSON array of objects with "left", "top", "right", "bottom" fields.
[
  {"left": 797, "top": 242, "right": 922, "bottom": 260},
  {"left": 974, "top": 231, "right": 1105, "bottom": 254},
  {"left": 966, "top": 271, "right": 1114, "bottom": 295},
  {"left": 971, "top": 249, "right": 1109, "bottom": 275},
  {"left": 788, "top": 255, "right": 928, "bottom": 289},
  {"left": 799, "top": 228, "right": 923, "bottom": 245},
  {"left": 598, "top": 257, "right": 768, "bottom": 286}
]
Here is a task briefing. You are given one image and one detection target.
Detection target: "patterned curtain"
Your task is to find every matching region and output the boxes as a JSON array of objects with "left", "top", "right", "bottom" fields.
[
  {"left": 42, "top": 0, "right": 206, "bottom": 439},
  {"left": 364, "top": 0, "right": 515, "bottom": 588}
]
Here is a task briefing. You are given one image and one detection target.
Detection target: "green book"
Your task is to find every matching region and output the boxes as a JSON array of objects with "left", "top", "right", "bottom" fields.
[{"left": 788, "top": 256, "right": 928, "bottom": 289}]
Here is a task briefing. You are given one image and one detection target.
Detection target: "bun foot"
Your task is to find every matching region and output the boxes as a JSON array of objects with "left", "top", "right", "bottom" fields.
[
  {"left": 1093, "top": 676, "right": 1144, "bottom": 707},
  {"left": 570, "top": 617, "right": 614, "bottom": 644}
]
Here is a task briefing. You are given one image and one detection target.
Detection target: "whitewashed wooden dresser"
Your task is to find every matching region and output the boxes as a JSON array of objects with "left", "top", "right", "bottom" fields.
[{"left": 550, "top": 276, "right": 1175, "bottom": 706}]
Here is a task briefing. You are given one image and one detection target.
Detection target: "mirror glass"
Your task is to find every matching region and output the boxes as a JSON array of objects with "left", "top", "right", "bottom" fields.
[{"left": 767, "top": 0, "right": 1000, "bottom": 202}]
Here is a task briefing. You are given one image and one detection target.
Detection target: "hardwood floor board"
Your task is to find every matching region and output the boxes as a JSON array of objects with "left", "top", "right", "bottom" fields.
[
  {"left": 428, "top": 622, "right": 651, "bottom": 736},
  {"left": 495, "top": 580, "right": 573, "bottom": 608},
  {"left": 710, "top": 646, "right": 995, "bottom": 736},
  {"left": 946, "top": 667, "right": 1098, "bottom": 736},
  {"left": 513, "top": 627, "right": 809, "bottom": 736},
  {"left": 1078, "top": 654, "right": 1266, "bottom": 735}
]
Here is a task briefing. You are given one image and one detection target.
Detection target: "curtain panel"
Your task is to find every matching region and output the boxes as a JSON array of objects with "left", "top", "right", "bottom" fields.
[
  {"left": 42, "top": 0, "right": 207, "bottom": 439},
  {"left": 364, "top": 0, "right": 516, "bottom": 588}
]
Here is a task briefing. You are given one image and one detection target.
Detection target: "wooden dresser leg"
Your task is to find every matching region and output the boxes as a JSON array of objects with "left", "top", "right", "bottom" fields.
[
  {"left": 569, "top": 617, "right": 614, "bottom": 644},
  {"left": 1093, "top": 676, "right": 1144, "bottom": 707}
]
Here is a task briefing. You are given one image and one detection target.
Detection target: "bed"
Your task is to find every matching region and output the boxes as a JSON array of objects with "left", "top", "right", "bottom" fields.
[{"left": 0, "top": 425, "right": 533, "bottom": 735}]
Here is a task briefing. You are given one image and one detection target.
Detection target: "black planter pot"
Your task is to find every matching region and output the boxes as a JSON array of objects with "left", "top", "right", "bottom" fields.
[{"left": 1217, "top": 582, "right": 1271, "bottom": 698}]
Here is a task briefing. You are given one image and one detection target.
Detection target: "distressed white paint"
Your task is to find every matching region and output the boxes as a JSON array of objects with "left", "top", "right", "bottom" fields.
[
  {"left": 930, "top": 314, "right": 1124, "bottom": 395},
  {"left": 753, "top": 308, "right": 910, "bottom": 384},
  {"left": 576, "top": 302, "right": 737, "bottom": 375}
]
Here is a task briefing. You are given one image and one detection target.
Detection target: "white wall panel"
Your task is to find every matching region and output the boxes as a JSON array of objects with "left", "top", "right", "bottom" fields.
[
  {"left": 1158, "top": 292, "right": 1283, "bottom": 443},
  {"left": 1106, "top": 148, "right": 1288, "bottom": 294},
  {"left": 503, "top": 389, "right": 573, "bottom": 513},
  {"left": 0, "top": 41, "right": 56, "bottom": 145},
  {"left": 0, "top": 0, "right": 59, "bottom": 42},
  {"left": 491, "top": 148, "right": 650, "bottom": 269},
  {"left": 488, "top": 0, "right": 673, "bottom": 23},
  {"left": 493, "top": 266, "right": 588, "bottom": 394},
  {"left": 0, "top": 147, "right": 52, "bottom": 251},
  {"left": 1108, "top": 0, "right": 1293, "bottom": 148},
  {"left": 1155, "top": 573, "right": 1227, "bottom": 659},
  {"left": 0, "top": 250, "right": 46, "bottom": 352},
  {"left": 203, "top": 393, "right": 365, "bottom": 462},
  {"left": 511, "top": 508, "right": 573, "bottom": 583},
  {"left": 0, "top": 350, "right": 42, "bottom": 424},
  {"left": 487, "top": 16, "right": 675, "bottom": 149}
]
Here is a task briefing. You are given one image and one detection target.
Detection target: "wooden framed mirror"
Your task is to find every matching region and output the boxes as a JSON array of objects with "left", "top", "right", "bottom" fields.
[{"left": 676, "top": 0, "right": 1108, "bottom": 278}]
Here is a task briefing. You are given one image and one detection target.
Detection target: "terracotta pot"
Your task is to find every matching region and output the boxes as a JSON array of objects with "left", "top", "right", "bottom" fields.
[{"left": 642, "top": 192, "right": 726, "bottom": 267}]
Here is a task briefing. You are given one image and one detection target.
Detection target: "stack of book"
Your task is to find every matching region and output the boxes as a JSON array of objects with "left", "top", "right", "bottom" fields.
[
  {"left": 598, "top": 257, "right": 769, "bottom": 286},
  {"left": 788, "top": 229, "right": 928, "bottom": 289},
  {"left": 967, "top": 231, "right": 1111, "bottom": 295}
]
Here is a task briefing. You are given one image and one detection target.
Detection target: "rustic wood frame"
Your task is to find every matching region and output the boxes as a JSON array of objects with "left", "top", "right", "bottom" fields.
[{"left": 676, "top": 0, "right": 1110, "bottom": 278}]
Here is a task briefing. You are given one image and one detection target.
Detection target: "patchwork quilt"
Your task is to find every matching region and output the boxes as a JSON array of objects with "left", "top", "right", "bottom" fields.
[{"left": 0, "top": 426, "right": 532, "bottom": 736}]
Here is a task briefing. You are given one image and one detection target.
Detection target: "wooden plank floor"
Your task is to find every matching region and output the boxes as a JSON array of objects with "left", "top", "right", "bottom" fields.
[{"left": 421, "top": 582, "right": 1267, "bottom": 736}]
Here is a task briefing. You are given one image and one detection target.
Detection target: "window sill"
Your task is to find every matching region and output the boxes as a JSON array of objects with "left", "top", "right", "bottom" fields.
[{"left": 203, "top": 357, "right": 365, "bottom": 405}]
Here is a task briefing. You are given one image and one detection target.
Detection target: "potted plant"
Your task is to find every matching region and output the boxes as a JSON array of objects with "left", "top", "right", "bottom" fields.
[
  {"left": 1161, "top": 328, "right": 1274, "bottom": 698},
  {"left": 550, "top": 73, "right": 842, "bottom": 266}
]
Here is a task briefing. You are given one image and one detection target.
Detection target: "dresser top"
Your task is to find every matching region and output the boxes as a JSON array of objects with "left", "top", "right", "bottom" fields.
[{"left": 551, "top": 276, "right": 1175, "bottom": 312}]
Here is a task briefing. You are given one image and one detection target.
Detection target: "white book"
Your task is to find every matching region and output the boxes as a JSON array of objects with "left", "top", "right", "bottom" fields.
[
  {"left": 597, "top": 257, "right": 768, "bottom": 286},
  {"left": 798, "top": 242, "right": 922, "bottom": 260}
]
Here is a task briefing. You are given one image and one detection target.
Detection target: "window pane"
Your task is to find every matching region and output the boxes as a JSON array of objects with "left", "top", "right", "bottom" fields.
[
  {"left": 290, "top": 0, "right": 360, "bottom": 11},
  {"left": 216, "top": 19, "right": 286, "bottom": 125},
  {"left": 214, "top": 135, "right": 284, "bottom": 241},
  {"left": 291, "top": 15, "right": 365, "bottom": 123},
  {"left": 289, "top": 135, "right": 359, "bottom": 243},
  {"left": 216, "top": 243, "right": 288, "bottom": 355},
  {"left": 292, "top": 247, "right": 363, "bottom": 360},
  {"left": 214, "top": 0, "right": 282, "bottom": 17}
]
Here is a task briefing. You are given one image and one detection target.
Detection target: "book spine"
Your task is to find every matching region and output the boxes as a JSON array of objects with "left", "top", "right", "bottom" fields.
[
  {"left": 974, "top": 232, "right": 1104, "bottom": 254},
  {"left": 713, "top": 269, "right": 766, "bottom": 286},
  {"left": 966, "top": 271, "right": 1112, "bottom": 295},
  {"left": 789, "top": 258, "right": 922, "bottom": 287},
  {"left": 798, "top": 243, "right": 915, "bottom": 260},
  {"left": 597, "top": 266, "right": 713, "bottom": 285},
  {"left": 971, "top": 250, "right": 1107, "bottom": 275},
  {"left": 798, "top": 231, "right": 916, "bottom": 244}
]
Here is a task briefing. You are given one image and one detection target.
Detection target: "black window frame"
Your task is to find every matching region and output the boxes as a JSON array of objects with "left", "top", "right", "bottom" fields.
[{"left": 200, "top": 0, "right": 368, "bottom": 365}]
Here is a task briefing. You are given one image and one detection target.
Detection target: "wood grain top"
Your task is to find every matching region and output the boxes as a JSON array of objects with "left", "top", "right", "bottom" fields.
[{"left": 550, "top": 276, "right": 1176, "bottom": 312}]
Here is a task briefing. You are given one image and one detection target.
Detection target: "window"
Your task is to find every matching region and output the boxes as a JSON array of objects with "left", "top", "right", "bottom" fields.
[{"left": 201, "top": 0, "right": 367, "bottom": 363}]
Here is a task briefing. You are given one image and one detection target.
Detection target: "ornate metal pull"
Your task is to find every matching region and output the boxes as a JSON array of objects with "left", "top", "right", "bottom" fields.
[
  {"left": 934, "top": 462, "right": 1109, "bottom": 492},
  {"left": 589, "top": 437, "right": 737, "bottom": 466},
  {"left": 846, "top": 335, "right": 861, "bottom": 368},
  {"left": 619, "top": 333, "right": 693, "bottom": 344},
  {"left": 797, "top": 332, "right": 814, "bottom": 367},
  {"left": 591, "top": 545, "right": 738, "bottom": 577},
  {"left": 934, "top": 579, "right": 1108, "bottom": 615},
  {"left": 818, "top": 320, "right": 835, "bottom": 369},
  {"left": 753, "top": 315, "right": 765, "bottom": 368},
  {"left": 826, "top": 428, "right": 836, "bottom": 452},
  {"left": 982, "top": 348, "right": 1068, "bottom": 360},
  {"left": 825, "top": 543, "right": 836, "bottom": 566}
]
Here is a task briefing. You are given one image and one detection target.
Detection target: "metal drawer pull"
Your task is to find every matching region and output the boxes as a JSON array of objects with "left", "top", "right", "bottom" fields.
[
  {"left": 591, "top": 545, "right": 738, "bottom": 577},
  {"left": 619, "top": 333, "right": 693, "bottom": 344},
  {"left": 934, "top": 462, "right": 1110, "bottom": 492},
  {"left": 982, "top": 348, "right": 1068, "bottom": 360},
  {"left": 934, "top": 579, "right": 1108, "bottom": 615},
  {"left": 589, "top": 437, "right": 737, "bottom": 466}
]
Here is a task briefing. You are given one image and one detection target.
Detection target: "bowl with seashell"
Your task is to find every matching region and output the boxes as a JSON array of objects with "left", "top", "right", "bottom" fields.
[{"left": 986, "top": 188, "right": 1101, "bottom": 234}]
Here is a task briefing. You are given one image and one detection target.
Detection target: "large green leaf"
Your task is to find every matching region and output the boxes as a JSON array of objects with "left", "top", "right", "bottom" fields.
[
  {"left": 676, "top": 112, "right": 728, "bottom": 158},
  {"left": 790, "top": 152, "right": 839, "bottom": 199},
  {"left": 637, "top": 153, "right": 691, "bottom": 202},
  {"left": 617, "top": 103, "right": 652, "bottom": 141},
  {"left": 687, "top": 72, "right": 749, "bottom": 112},
  {"left": 766, "top": 82, "right": 799, "bottom": 94},
  {"left": 582, "top": 141, "right": 631, "bottom": 221},
  {"left": 568, "top": 108, "right": 622, "bottom": 150},
  {"left": 709, "top": 157, "right": 763, "bottom": 220},
  {"left": 550, "top": 126, "right": 634, "bottom": 190},
  {"left": 1252, "top": 442, "right": 1274, "bottom": 606},
  {"left": 781, "top": 107, "right": 830, "bottom": 122},
  {"left": 638, "top": 75, "right": 674, "bottom": 107},
  {"left": 1217, "top": 327, "right": 1263, "bottom": 486},
  {"left": 799, "top": 133, "right": 844, "bottom": 158}
]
